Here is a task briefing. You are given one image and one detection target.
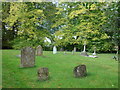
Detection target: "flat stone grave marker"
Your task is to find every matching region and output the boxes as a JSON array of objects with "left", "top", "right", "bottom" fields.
[
  {"left": 73, "top": 65, "right": 87, "bottom": 78},
  {"left": 20, "top": 47, "right": 35, "bottom": 68},
  {"left": 38, "top": 67, "right": 49, "bottom": 81},
  {"left": 36, "top": 45, "right": 43, "bottom": 56}
]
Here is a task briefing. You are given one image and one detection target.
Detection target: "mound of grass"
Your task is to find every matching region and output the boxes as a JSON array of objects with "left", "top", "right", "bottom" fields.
[{"left": 2, "top": 50, "right": 118, "bottom": 88}]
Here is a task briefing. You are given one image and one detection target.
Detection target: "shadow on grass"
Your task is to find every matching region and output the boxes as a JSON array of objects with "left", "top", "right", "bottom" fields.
[
  {"left": 18, "top": 65, "right": 37, "bottom": 69},
  {"left": 36, "top": 76, "right": 52, "bottom": 83}
]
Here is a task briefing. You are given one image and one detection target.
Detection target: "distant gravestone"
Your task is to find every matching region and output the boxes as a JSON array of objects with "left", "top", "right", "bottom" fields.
[
  {"left": 73, "top": 65, "right": 87, "bottom": 78},
  {"left": 92, "top": 47, "right": 97, "bottom": 56},
  {"left": 53, "top": 46, "right": 57, "bottom": 54},
  {"left": 64, "top": 50, "right": 67, "bottom": 55},
  {"left": 60, "top": 48, "right": 64, "bottom": 51},
  {"left": 72, "top": 50, "right": 74, "bottom": 55},
  {"left": 81, "top": 42, "right": 89, "bottom": 56},
  {"left": 73, "top": 47, "right": 76, "bottom": 52},
  {"left": 20, "top": 47, "right": 35, "bottom": 68},
  {"left": 38, "top": 67, "right": 49, "bottom": 81},
  {"left": 36, "top": 45, "right": 43, "bottom": 56}
]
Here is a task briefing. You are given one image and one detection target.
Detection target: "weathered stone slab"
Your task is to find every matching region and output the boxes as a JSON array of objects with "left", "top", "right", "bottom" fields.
[
  {"left": 38, "top": 67, "right": 49, "bottom": 81},
  {"left": 73, "top": 65, "right": 87, "bottom": 78},
  {"left": 20, "top": 47, "right": 35, "bottom": 68},
  {"left": 36, "top": 45, "right": 43, "bottom": 56}
]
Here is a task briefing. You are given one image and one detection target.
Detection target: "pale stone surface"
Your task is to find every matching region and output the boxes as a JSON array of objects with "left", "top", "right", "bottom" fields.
[
  {"left": 81, "top": 51, "right": 89, "bottom": 56},
  {"left": 81, "top": 42, "right": 88, "bottom": 56},
  {"left": 88, "top": 55, "right": 98, "bottom": 58},
  {"left": 53, "top": 46, "right": 57, "bottom": 54},
  {"left": 92, "top": 47, "right": 97, "bottom": 56},
  {"left": 20, "top": 47, "right": 35, "bottom": 68},
  {"left": 72, "top": 50, "right": 74, "bottom": 55},
  {"left": 38, "top": 67, "right": 49, "bottom": 81},
  {"left": 36, "top": 45, "right": 43, "bottom": 56},
  {"left": 16, "top": 55, "right": 21, "bottom": 58},
  {"left": 73, "top": 47, "right": 76, "bottom": 52},
  {"left": 73, "top": 65, "right": 87, "bottom": 78}
]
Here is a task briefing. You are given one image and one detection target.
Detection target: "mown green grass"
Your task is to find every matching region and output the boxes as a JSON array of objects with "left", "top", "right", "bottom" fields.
[{"left": 2, "top": 50, "right": 118, "bottom": 88}]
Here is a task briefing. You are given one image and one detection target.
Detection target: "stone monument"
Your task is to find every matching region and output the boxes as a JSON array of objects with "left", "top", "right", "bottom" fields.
[
  {"left": 36, "top": 45, "right": 43, "bottom": 56},
  {"left": 92, "top": 47, "right": 97, "bottom": 56},
  {"left": 53, "top": 46, "right": 57, "bottom": 54},
  {"left": 73, "top": 65, "right": 87, "bottom": 78},
  {"left": 38, "top": 67, "right": 49, "bottom": 81},
  {"left": 80, "top": 41, "right": 89, "bottom": 56},
  {"left": 20, "top": 47, "right": 35, "bottom": 68}
]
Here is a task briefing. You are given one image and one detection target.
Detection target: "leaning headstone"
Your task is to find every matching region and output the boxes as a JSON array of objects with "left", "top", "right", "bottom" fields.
[
  {"left": 20, "top": 47, "right": 35, "bottom": 68},
  {"left": 36, "top": 45, "right": 43, "bottom": 56},
  {"left": 73, "top": 65, "right": 87, "bottom": 78},
  {"left": 38, "top": 67, "right": 49, "bottom": 81},
  {"left": 53, "top": 46, "right": 57, "bottom": 54}
]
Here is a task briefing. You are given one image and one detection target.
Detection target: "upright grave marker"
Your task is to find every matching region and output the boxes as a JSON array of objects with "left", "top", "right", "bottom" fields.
[
  {"left": 36, "top": 45, "right": 43, "bottom": 56},
  {"left": 81, "top": 41, "right": 88, "bottom": 56},
  {"left": 53, "top": 46, "right": 57, "bottom": 54},
  {"left": 20, "top": 47, "right": 35, "bottom": 68},
  {"left": 92, "top": 47, "right": 97, "bottom": 56}
]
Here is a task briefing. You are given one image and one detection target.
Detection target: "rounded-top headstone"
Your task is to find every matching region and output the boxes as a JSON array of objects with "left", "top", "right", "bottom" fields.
[{"left": 36, "top": 45, "right": 43, "bottom": 56}]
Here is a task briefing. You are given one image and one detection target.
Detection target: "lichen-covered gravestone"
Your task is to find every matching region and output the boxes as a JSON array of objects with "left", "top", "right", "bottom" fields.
[
  {"left": 20, "top": 47, "right": 35, "bottom": 68},
  {"left": 38, "top": 67, "right": 49, "bottom": 81},
  {"left": 36, "top": 45, "right": 43, "bottom": 56},
  {"left": 73, "top": 65, "right": 87, "bottom": 78}
]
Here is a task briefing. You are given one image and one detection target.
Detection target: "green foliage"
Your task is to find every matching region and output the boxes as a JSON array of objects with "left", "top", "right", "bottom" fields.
[{"left": 3, "top": 2, "right": 119, "bottom": 53}]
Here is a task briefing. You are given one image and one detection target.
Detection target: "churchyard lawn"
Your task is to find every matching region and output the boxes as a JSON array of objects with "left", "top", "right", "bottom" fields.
[{"left": 2, "top": 50, "right": 118, "bottom": 88}]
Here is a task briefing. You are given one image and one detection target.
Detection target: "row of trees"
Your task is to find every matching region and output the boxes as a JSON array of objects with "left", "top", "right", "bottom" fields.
[{"left": 2, "top": 2, "right": 120, "bottom": 54}]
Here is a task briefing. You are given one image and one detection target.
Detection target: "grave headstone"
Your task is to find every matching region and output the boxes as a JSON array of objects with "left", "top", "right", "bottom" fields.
[
  {"left": 73, "top": 65, "right": 87, "bottom": 78},
  {"left": 92, "top": 47, "right": 97, "bottom": 56},
  {"left": 53, "top": 46, "right": 57, "bottom": 54},
  {"left": 60, "top": 48, "right": 64, "bottom": 51},
  {"left": 81, "top": 42, "right": 88, "bottom": 56},
  {"left": 36, "top": 45, "right": 43, "bottom": 56},
  {"left": 38, "top": 67, "right": 49, "bottom": 81},
  {"left": 73, "top": 47, "right": 76, "bottom": 52},
  {"left": 20, "top": 47, "right": 35, "bottom": 68},
  {"left": 72, "top": 50, "right": 74, "bottom": 55},
  {"left": 64, "top": 50, "right": 67, "bottom": 55}
]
